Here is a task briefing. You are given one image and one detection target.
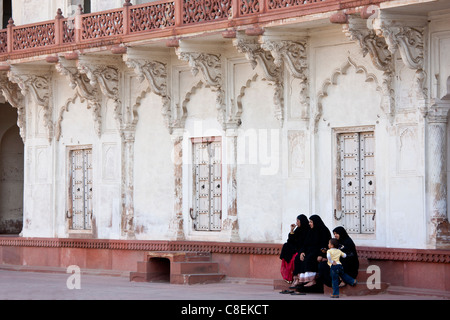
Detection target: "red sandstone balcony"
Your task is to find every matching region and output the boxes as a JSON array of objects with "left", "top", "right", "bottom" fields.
[{"left": 0, "top": 0, "right": 389, "bottom": 61}]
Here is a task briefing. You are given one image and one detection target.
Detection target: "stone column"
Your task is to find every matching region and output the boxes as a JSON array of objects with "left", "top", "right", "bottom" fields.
[
  {"left": 426, "top": 100, "right": 450, "bottom": 248},
  {"left": 225, "top": 127, "right": 240, "bottom": 242},
  {"left": 168, "top": 128, "right": 185, "bottom": 240}
]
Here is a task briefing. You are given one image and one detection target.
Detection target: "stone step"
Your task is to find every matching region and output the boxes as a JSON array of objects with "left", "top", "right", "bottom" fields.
[
  {"left": 130, "top": 251, "right": 225, "bottom": 285},
  {"left": 171, "top": 273, "right": 226, "bottom": 285},
  {"left": 172, "top": 261, "right": 219, "bottom": 274}
]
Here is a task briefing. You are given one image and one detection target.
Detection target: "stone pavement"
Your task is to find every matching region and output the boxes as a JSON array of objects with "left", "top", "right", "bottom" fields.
[
  {"left": 0, "top": 269, "right": 446, "bottom": 301},
  {"left": 1, "top": 269, "right": 447, "bottom": 319}
]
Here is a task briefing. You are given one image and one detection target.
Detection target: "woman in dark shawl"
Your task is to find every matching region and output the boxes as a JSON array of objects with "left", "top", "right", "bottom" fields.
[
  {"left": 317, "top": 226, "right": 359, "bottom": 288},
  {"left": 298, "top": 214, "right": 331, "bottom": 287},
  {"left": 279, "top": 214, "right": 309, "bottom": 283},
  {"left": 333, "top": 226, "right": 359, "bottom": 279}
]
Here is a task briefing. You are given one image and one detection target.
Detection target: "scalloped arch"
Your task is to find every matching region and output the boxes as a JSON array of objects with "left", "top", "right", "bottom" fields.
[{"left": 313, "top": 57, "right": 382, "bottom": 132}]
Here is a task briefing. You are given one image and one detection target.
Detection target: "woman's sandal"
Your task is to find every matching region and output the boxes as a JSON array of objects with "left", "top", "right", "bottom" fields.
[{"left": 279, "top": 290, "right": 294, "bottom": 294}]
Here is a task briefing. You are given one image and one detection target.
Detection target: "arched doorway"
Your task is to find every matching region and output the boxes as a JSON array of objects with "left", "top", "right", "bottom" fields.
[{"left": 0, "top": 102, "right": 24, "bottom": 235}]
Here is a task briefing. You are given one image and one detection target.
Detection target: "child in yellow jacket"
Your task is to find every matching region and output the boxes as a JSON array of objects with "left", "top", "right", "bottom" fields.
[{"left": 327, "top": 238, "right": 357, "bottom": 298}]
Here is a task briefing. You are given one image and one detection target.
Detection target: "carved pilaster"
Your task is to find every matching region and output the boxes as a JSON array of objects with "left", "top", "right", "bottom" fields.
[
  {"left": 344, "top": 16, "right": 395, "bottom": 122},
  {"left": 120, "top": 126, "right": 136, "bottom": 239},
  {"left": 168, "top": 129, "right": 185, "bottom": 240},
  {"left": 175, "top": 50, "right": 226, "bottom": 129},
  {"left": 8, "top": 66, "right": 53, "bottom": 143},
  {"left": 425, "top": 99, "right": 450, "bottom": 248},
  {"left": 223, "top": 127, "right": 240, "bottom": 242},
  {"left": 0, "top": 72, "right": 26, "bottom": 142},
  {"left": 233, "top": 33, "right": 284, "bottom": 126}
]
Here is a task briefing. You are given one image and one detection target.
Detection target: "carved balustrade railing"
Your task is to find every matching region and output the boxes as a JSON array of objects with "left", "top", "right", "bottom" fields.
[{"left": 0, "top": 0, "right": 389, "bottom": 59}]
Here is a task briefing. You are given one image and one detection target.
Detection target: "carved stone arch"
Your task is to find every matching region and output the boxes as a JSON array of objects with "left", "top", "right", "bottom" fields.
[
  {"left": 313, "top": 57, "right": 382, "bottom": 132},
  {"left": 231, "top": 72, "right": 259, "bottom": 127},
  {"left": 55, "top": 93, "right": 101, "bottom": 141},
  {"left": 175, "top": 80, "right": 204, "bottom": 128},
  {"left": 129, "top": 86, "right": 152, "bottom": 130}
]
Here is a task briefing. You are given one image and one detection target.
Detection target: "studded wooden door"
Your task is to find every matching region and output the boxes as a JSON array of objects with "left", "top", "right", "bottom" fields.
[
  {"left": 69, "top": 147, "right": 93, "bottom": 230},
  {"left": 193, "top": 138, "right": 222, "bottom": 231},
  {"left": 339, "top": 132, "right": 375, "bottom": 233}
]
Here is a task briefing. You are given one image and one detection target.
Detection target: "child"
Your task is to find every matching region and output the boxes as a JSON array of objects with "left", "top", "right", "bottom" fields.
[{"left": 327, "top": 238, "right": 357, "bottom": 298}]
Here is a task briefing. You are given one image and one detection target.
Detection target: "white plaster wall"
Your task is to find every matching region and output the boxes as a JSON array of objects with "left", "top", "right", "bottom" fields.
[
  {"left": 133, "top": 92, "right": 174, "bottom": 240},
  {"left": 237, "top": 72, "right": 283, "bottom": 243}
]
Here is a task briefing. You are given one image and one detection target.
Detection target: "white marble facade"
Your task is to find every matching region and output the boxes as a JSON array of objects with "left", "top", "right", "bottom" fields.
[{"left": 0, "top": 1, "right": 450, "bottom": 250}]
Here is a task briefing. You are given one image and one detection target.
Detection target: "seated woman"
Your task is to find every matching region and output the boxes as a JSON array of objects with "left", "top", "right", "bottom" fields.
[
  {"left": 333, "top": 226, "right": 359, "bottom": 280},
  {"left": 297, "top": 215, "right": 331, "bottom": 287},
  {"left": 318, "top": 226, "right": 359, "bottom": 288},
  {"left": 279, "top": 214, "right": 309, "bottom": 284}
]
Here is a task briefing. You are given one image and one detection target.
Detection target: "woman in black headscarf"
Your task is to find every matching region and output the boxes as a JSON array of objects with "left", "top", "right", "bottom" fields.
[
  {"left": 333, "top": 226, "right": 359, "bottom": 279},
  {"left": 317, "top": 226, "right": 359, "bottom": 288},
  {"left": 279, "top": 214, "right": 310, "bottom": 283},
  {"left": 299, "top": 214, "right": 331, "bottom": 287}
]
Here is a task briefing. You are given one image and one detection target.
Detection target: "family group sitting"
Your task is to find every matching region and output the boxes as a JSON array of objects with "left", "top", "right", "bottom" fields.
[{"left": 279, "top": 214, "right": 359, "bottom": 298}]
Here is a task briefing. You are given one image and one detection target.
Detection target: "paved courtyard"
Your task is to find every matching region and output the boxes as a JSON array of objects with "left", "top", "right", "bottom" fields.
[{"left": 0, "top": 269, "right": 445, "bottom": 300}]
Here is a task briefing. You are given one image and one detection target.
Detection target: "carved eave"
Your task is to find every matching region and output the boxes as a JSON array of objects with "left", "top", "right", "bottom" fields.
[
  {"left": 8, "top": 65, "right": 53, "bottom": 143},
  {"left": 0, "top": 72, "right": 26, "bottom": 142},
  {"left": 175, "top": 47, "right": 226, "bottom": 130},
  {"left": 232, "top": 32, "right": 284, "bottom": 127}
]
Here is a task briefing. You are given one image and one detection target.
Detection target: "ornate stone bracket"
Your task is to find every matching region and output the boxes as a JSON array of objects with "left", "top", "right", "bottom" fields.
[
  {"left": 0, "top": 72, "right": 26, "bottom": 142},
  {"left": 8, "top": 66, "right": 53, "bottom": 143},
  {"left": 373, "top": 16, "right": 427, "bottom": 110},
  {"left": 232, "top": 33, "right": 284, "bottom": 126},
  {"left": 77, "top": 57, "right": 122, "bottom": 126},
  {"left": 175, "top": 49, "right": 226, "bottom": 129},
  {"left": 344, "top": 16, "right": 395, "bottom": 123},
  {"left": 125, "top": 57, "right": 172, "bottom": 132},
  {"left": 261, "top": 38, "right": 309, "bottom": 120},
  {"left": 55, "top": 58, "right": 102, "bottom": 137}
]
